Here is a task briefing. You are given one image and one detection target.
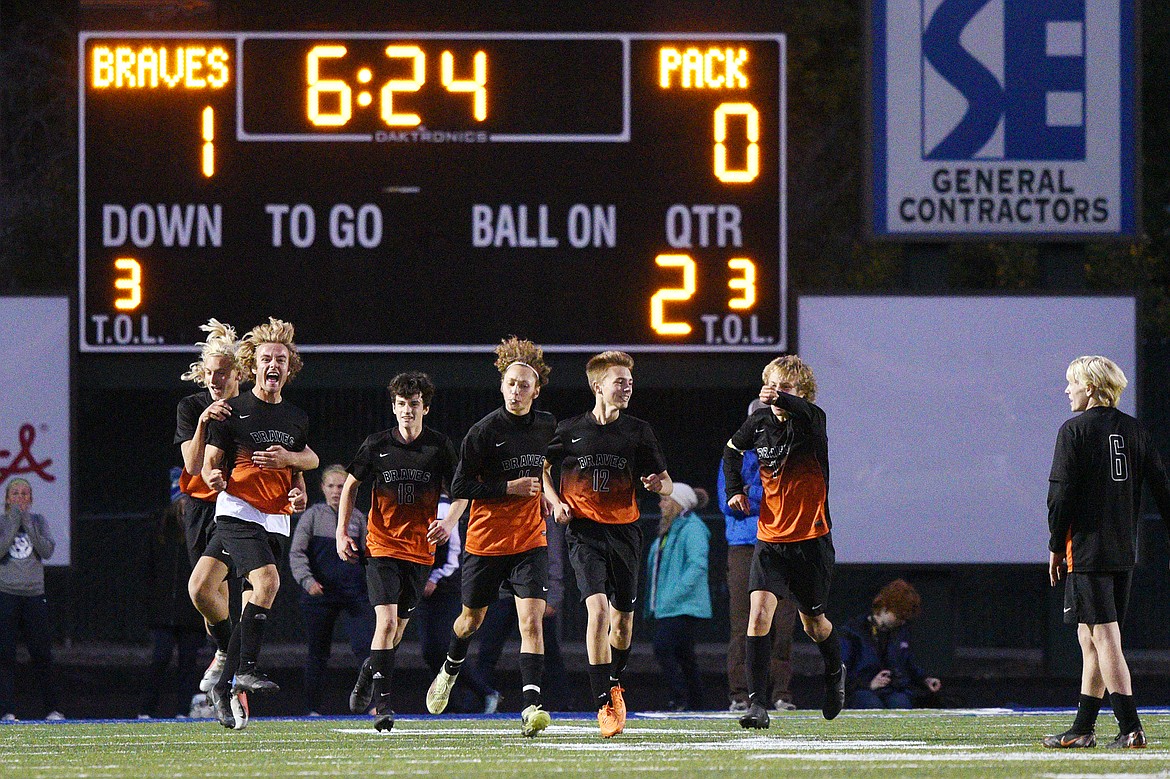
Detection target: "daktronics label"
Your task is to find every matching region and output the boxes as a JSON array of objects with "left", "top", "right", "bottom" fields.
[{"left": 871, "top": 0, "right": 1136, "bottom": 237}]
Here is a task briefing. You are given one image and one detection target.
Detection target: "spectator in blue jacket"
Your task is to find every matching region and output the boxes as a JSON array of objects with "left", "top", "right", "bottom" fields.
[
  {"left": 645, "top": 483, "right": 711, "bottom": 711},
  {"left": 841, "top": 579, "right": 941, "bottom": 709},
  {"left": 717, "top": 400, "right": 799, "bottom": 712}
]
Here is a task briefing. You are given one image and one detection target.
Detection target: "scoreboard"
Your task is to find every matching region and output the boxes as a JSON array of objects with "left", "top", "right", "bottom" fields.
[{"left": 79, "top": 31, "right": 786, "bottom": 352}]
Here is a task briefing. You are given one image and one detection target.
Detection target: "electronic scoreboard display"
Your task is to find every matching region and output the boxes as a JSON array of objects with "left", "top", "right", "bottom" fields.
[{"left": 79, "top": 32, "right": 786, "bottom": 352}]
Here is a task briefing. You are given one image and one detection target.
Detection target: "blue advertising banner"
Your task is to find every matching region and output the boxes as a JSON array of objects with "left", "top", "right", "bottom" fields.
[{"left": 870, "top": 0, "right": 1136, "bottom": 238}]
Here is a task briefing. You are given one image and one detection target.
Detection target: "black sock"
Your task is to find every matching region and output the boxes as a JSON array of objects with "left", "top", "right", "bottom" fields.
[
  {"left": 443, "top": 631, "right": 473, "bottom": 676},
  {"left": 816, "top": 626, "right": 842, "bottom": 675},
  {"left": 209, "top": 619, "right": 233, "bottom": 654},
  {"left": 1071, "top": 694, "right": 1103, "bottom": 733},
  {"left": 214, "top": 623, "right": 241, "bottom": 695},
  {"left": 1109, "top": 691, "right": 1142, "bottom": 734},
  {"left": 610, "top": 645, "right": 631, "bottom": 685},
  {"left": 745, "top": 634, "right": 770, "bottom": 707},
  {"left": 588, "top": 663, "right": 612, "bottom": 708},
  {"left": 520, "top": 652, "right": 544, "bottom": 708},
  {"left": 237, "top": 602, "right": 270, "bottom": 673},
  {"left": 370, "top": 648, "right": 396, "bottom": 713}
]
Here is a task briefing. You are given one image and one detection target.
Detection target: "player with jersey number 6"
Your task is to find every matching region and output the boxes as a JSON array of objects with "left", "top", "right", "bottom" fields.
[{"left": 1043, "top": 356, "right": 1170, "bottom": 750}]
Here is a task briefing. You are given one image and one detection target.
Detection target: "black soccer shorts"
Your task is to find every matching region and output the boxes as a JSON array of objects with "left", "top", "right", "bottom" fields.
[
  {"left": 1064, "top": 570, "right": 1132, "bottom": 626},
  {"left": 566, "top": 517, "right": 643, "bottom": 612},
  {"left": 748, "top": 533, "right": 835, "bottom": 617},
  {"left": 366, "top": 556, "right": 431, "bottom": 613},
  {"left": 213, "top": 515, "right": 281, "bottom": 577},
  {"left": 461, "top": 546, "right": 549, "bottom": 609}
]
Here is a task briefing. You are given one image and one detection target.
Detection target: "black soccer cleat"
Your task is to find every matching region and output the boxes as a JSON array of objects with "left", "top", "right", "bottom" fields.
[
  {"left": 374, "top": 711, "right": 395, "bottom": 732},
  {"left": 822, "top": 663, "right": 845, "bottom": 720},
  {"left": 738, "top": 702, "right": 770, "bottom": 729},
  {"left": 350, "top": 657, "right": 374, "bottom": 713},
  {"left": 208, "top": 687, "right": 235, "bottom": 730},
  {"left": 232, "top": 670, "right": 280, "bottom": 694},
  {"left": 1103, "top": 729, "right": 1146, "bottom": 749},
  {"left": 1042, "top": 728, "right": 1096, "bottom": 748}
]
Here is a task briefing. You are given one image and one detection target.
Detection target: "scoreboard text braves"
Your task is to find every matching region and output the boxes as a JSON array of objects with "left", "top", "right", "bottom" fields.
[{"left": 80, "top": 32, "right": 787, "bottom": 352}]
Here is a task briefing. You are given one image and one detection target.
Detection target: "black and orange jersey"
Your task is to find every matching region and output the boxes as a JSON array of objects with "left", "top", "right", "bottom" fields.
[
  {"left": 723, "top": 393, "right": 830, "bottom": 544},
  {"left": 1048, "top": 406, "right": 1170, "bottom": 572},
  {"left": 206, "top": 391, "right": 310, "bottom": 515},
  {"left": 451, "top": 406, "right": 557, "bottom": 556},
  {"left": 348, "top": 426, "right": 458, "bottom": 566},
  {"left": 175, "top": 390, "right": 218, "bottom": 501},
  {"left": 547, "top": 412, "right": 667, "bottom": 526}
]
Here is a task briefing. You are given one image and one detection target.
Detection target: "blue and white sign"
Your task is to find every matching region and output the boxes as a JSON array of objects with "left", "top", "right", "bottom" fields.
[{"left": 871, "top": 0, "right": 1136, "bottom": 237}]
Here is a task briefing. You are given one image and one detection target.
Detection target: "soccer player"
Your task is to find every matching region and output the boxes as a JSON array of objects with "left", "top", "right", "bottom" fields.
[
  {"left": 337, "top": 372, "right": 467, "bottom": 733},
  {"left": 1043, "top": 356, "right": 1170, "bottom": 749},
  {"left": 543, "top": 350, "right": 672, "bottom": 738},
  {"left": 424, "top": 338, "right": 556, "bottom": 738},
  {"left": 202, "top": 318, "right": 318, "bottom": 729},
  {"left": 176, "top": 319, "right": 241, "bottom": 694},
  {"left": 722, "top": 355, "right": 845, "bottom": 730}
]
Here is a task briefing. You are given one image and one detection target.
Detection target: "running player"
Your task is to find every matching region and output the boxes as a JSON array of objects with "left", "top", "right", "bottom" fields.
[
  {"left": 543, "top": 350, "right": 671, "bottom": 738},
  {"left": 1043, "top": 356, "right": 1170, "bottom": 749},
  {"left": 176, "top": 320, "right": 241, "bottom": 694},
  {"left": 202, "top": 318, "right": 318, "bottom": 729},
  {"left": 337, "top": 372, "right": 466, "bottom": 732},
  {"left": 425, "top": 338, "right": 556, "bottom": 738},
  {"left": 722, "top": 355, "right": 845, "bottom": 730}
]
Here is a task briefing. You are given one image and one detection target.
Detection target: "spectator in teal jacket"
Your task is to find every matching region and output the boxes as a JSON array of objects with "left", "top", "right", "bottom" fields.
[{"left": 645, "top": 483, "right": 711, "bottom": 711}]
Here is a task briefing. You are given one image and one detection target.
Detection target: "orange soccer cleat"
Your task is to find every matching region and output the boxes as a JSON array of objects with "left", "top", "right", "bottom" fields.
[
  {"left": 598, "top": 702, "right": 623, "bottom": 738},
  {"left": 609, "top": 685, "right": 627, "bottom": 730}
]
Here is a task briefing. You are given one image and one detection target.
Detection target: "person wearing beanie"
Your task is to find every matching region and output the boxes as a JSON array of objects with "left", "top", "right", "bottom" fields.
[{"left": 645, "top": 483, "right": 711, "bottom": 711}]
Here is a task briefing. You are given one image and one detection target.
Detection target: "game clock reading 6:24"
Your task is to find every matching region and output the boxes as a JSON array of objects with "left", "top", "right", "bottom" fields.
[{"left": 79, "top": 31, "right": 786, "bottom": 352}]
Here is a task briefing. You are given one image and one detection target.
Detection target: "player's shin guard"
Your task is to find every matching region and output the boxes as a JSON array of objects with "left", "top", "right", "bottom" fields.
[
  {"left": 745, "top": 634, "right": 770, "bottom": 707},
  {"left": 1109, "top": 691, "right": 1142, "bottom": 735},
  {"left": 588, "top": 663, "right": 612, "bottom": 708},
  {"left": 609, "top": 645, "right": 631, "bottom": 686},
  {"left": 520, "top": 652, "right": 544, "bottom": 709},
  {"left": 1072, "top": 694, "right": 1104, "bottom": 734},
  {"left": 213, "top": 623, "right": 242, "bottom": 697},
  {"left": 443, "top": 631, "right": 472, "bottom": 676},
  {"left": 370, "top": 647, "right": 396, "bottom": 713},
  {"left": 815, "top": 626, "right": 841, "bottom": 672},
  {"left": 237, "top": 602, "right": 270, "bottom": 674},
  {"left": 209, "top": 619, "right": 233, "bottom": 654}
]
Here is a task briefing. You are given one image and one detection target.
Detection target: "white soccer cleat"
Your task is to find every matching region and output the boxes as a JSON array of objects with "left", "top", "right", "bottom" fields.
[
  {"left": 521, "top": 704, "right": 551, "bottom": 737},
  {"left": 230, "top": 690, "right": 249, "bottom": 730},
  {"left": 199, "top": 650, "right": 227, "bottom": 693},
  {"left": 425, "top": 668, "right": 458, "bottom": 714}
]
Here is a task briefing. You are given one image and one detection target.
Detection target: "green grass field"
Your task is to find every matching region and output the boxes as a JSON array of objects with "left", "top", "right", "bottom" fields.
[{"left": 3, "top": 710, "right": 1170, "bottom": 778}]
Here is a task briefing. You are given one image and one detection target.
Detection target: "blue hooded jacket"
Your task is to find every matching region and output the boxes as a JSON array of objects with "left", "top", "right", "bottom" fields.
[
  {"left": 645, "top": 511, "right": 712, "bottom": 619},
  {"left": 717, "top": 449, "right": 763, "bottom": 546}
]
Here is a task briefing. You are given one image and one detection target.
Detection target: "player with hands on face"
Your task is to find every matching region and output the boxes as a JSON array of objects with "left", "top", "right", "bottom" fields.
[{"left": 723, "top": 355, "right": 844, "bottom": 731}]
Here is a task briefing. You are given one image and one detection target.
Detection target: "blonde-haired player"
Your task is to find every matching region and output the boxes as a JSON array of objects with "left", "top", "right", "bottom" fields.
[
  {"left": 544, "top": 350, "right": 671, "bottom": 737},
  {"left": 1044, "top": 356, "right": 1170, "bottom": 749},
  {"left": 201, "top": 318, "right": 318, "bottom": 729},
  {"left": 177, "top": 320, "right": 247, "bottom": 696},
  {"left": 722, "top": 355, "right": 844, "bottom": 729}
]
